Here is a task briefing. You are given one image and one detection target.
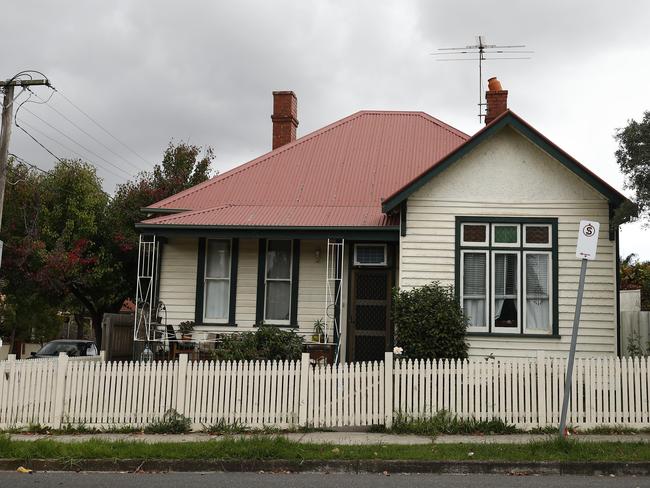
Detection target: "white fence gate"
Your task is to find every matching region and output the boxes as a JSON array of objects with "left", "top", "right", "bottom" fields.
[{"left": 1, "top": 352, "right": 649, "bottom": 430}]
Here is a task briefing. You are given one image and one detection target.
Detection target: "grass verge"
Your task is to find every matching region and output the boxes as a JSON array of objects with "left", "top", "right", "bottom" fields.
[{"left": 1, "top": 435, "right": 650, "bottom": 463}]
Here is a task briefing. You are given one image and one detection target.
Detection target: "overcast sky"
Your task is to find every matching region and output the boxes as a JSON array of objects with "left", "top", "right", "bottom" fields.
[{"left": 2, "top": 0, "right": 649, "bottom": 258}]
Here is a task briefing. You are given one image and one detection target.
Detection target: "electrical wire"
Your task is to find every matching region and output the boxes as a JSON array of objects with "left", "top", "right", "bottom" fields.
[
  {"left": 8, "top": 152, "right": 51, "bottom": 175},
  {"left": 52, "top": 87, "right": 151, "bottom": 166},
  {"left": 28, "top": 88, "right": 148, "bottom": 173},
  {"left": 15, "top": 118, "right": 127, "bottom": 181},
  {"left": 20, "top": 106, "right": 134, "bottom": 178}
]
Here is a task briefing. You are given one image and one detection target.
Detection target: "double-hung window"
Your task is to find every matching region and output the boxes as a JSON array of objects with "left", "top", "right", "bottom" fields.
[
  {"left": 203, "top": 239, "right": 232, "bottom": 323},
  {"left": 264, "top": 240, "right": 293, "bottom": 324},
  {"left": 458, "top": 219, "right": 555, "bottom": 335}
]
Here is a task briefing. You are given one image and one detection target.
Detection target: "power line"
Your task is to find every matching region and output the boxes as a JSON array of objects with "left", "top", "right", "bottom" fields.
[
  {"left": 8, "top": 152, "right": 51, "bottom": 174},
  {"left": 20, "top": 106, "right": 134, "bottom": 178},
  {"left": 28, "top": 88, "right": 148, "bottom": 173},
  {"left": 53, "top": 88, "right": 151, "bottom": 167},
  {"left": 14, "top": 118, "right": 67, "bottom": 167},
  {"left": 15, "top": 118, "right": 127, "bottom": 181}
]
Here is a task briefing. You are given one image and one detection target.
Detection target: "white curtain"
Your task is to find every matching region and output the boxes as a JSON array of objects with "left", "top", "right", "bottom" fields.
[
  {"left": 463, "top": 253, "right": 486, "bottom": 328},
  {"left": 265, "top": 240, "right": 292, "bottom": 321},
  {"left": 206, "top": 240, "right": 230, "bottom": 278},
  {"left": 267, "top": 240, "right": 291, "bottom": 279},
  {"left": 526, "top": 253, "right": 550, "bottom": 330},
  {"left": 464, "top": 299, "right": 486, "bottom": 327},
  {"left": 205, "top": 280, "right": 229, "bottom": 320},
  {"left": 204, "top": 240, "right": 231, "bottom": 320},
  {"left": 265, "top": 281, "right": 291, "bottom": 321}
]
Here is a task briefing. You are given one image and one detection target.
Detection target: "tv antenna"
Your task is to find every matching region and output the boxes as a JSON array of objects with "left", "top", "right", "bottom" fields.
[{"left": 432, "top": 35, "right": 533, "bottom": 121}]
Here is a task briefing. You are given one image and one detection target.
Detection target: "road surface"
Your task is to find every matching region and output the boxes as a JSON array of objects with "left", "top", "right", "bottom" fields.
[{"left": 0, "top": 472, "right": 647, "bottom": 487}]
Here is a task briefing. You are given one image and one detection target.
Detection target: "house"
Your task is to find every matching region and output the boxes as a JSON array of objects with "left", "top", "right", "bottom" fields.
[{"left": 136, "top": 79, "right": 631, "bottom": 361}]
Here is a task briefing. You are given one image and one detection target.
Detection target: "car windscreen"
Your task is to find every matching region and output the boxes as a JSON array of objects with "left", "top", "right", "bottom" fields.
[{"left": 37, "top": 342, "right": 82, "bottom": 356}]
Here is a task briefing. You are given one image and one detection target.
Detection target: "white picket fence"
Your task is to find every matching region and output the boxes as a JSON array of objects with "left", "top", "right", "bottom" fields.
[
  {"left": 1, "top": 352, "right": 649, "bottom": 430},
  {"left": 393, "top": 356, "right": 650, "bottom": 428}
]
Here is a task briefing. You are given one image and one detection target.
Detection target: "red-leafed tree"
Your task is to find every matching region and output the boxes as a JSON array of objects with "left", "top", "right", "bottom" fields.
[
  {"left": 0, "top": 142, "right": 213, "bottom": 349},
  {"left": 1, "top": 159, "right": 127, "bottom": 348},
  {"left": 107, "top": 141, "right": 214, "bottom": 301}
]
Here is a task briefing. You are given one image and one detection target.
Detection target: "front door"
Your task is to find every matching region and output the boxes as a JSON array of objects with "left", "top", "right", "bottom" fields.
[{"left": 347, "top": 268, "right": 392, "bottom": 362}]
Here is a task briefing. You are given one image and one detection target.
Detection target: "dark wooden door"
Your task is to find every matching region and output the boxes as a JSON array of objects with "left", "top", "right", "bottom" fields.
[{"left": 347, "top": 269, "right": 392, "bottom": 362}]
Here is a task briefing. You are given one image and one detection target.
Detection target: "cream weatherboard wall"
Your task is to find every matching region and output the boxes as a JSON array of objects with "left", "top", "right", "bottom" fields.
[
  {"left": 157, "top": 237, "right": 328, "bottom": 336},
  {"left": 400, "top": 127, "right": 617, "bottom": 358}
]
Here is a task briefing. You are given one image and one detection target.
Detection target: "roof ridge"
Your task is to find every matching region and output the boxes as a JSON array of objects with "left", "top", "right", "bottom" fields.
[
  {"left": 343, "top": 110, "right": 469, "bottom": 140},
  {"left": 148, "top": 110, "right": 467, "bottom": 210}
]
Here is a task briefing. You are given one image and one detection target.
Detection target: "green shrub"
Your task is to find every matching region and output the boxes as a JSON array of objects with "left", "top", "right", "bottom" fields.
[
  {"left": 144, "top": 409, "right": 191, "bottom": 434},
  {"left": 392, "top": 281, "right": 468, "bottom": 360},
  {"left": 390, "top": 410, "right": 520, "bottom": 435},
  {"left": 213, "top": 325, "right": 304, "bottom": 361}
]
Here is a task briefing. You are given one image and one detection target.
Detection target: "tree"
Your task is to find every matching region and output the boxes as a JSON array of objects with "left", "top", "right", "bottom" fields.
[
  {"left": 615, "top": 111, "right": 650, "bottom": 222},
  {"left": 108, "top": 141, "right": 213, "bottom": 291},
  {"left": 0, "top": 159, "right": 127, "bottom": 348},
  {"left": 620, "top": 253, "right": 650, "bottom": 311},
  {"left": 0, "top": 161, "right": 61, "bottom": 350},
  {"left": 0, "top": 142, "right": 213, "bottom": 350}
]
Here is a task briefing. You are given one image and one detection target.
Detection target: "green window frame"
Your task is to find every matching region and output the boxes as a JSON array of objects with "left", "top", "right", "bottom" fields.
[
  {"left": 194, "top": 238, "right": 239, "bottom": 326},
  {"left": 455, "top": 217, "right": 559, "bottom": 338}
]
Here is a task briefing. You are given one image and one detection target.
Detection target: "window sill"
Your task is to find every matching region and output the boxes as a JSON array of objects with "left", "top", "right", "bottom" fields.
[
  {"left": 196, "top": 322, "right": 238, "bottom": 327},
  {"left": 256, "top": 323, "right": 299, "bottom": 329},
  {"left": 467, "top": 332, "right": 561, "bottom": 339}
]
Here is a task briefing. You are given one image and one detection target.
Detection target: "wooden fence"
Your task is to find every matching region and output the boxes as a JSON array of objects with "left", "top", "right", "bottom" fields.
[
  {"left": 620, "top": 311, "right": 650, "bottom": 356},
  {"left": 1, "top": 353, "right": 649, "bottom": 430}
]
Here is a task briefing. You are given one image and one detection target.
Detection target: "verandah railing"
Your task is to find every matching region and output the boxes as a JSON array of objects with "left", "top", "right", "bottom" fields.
[{"left": 0, "top": 353, "right": 648, "bottom": 430}]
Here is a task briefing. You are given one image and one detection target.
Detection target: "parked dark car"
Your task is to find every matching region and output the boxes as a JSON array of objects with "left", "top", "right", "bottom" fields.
[{"left": 31, "top": 339, "right": 98, "bottom": 358}]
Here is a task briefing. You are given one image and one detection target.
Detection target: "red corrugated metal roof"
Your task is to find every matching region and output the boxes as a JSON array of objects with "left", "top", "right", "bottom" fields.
[
  {"left": 142, "top": 111, "right": 468, "bottom": 228},
  {"left": 142, "top": 205, "right": 398, "bottom": 227}
]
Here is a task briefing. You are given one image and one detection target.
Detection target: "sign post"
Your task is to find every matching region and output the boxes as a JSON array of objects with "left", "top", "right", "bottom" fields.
[{"left": 559, "top": 220, "right": 599, "bottom": 437}]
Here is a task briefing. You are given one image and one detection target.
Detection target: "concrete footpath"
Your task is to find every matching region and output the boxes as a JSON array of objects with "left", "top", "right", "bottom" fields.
[{"left": 7, "top": 431, "right": 650, "bottom": 444}]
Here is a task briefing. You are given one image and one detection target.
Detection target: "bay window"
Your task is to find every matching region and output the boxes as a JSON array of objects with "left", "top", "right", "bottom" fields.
[{"left": 457, "top": 219, "right": 556, "bottom": 335}]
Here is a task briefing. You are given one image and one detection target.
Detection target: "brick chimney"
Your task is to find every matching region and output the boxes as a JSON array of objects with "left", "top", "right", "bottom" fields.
[
  {"left": 484, "top": 77, "right": 508, "bottom": 125},
  {"left": 271, "top": 91, "right": 299, "bottom": 150}
]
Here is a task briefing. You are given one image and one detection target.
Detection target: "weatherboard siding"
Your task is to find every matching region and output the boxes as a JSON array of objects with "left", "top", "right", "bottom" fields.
[
  {"left": 400, "top": 127, "right": 617, "bottom": 358},
  {"left": 233, "top": 239, "right": 258, "bottom": 327},
  {"left": 158, "top": 237, "right": 198, "bottom": 325},
  {"left": 297, "top": 240, "right": 328, "bottom": 332},
  {"left": 158, "top": 237, "right": 327, "bottom": 336}
]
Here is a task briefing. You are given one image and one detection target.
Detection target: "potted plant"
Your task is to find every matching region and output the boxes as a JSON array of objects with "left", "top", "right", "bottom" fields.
[
  {"left": 178, "top": 321, "right": 194, "bottom": 341},
  {"left": 311, "top": 318, "right": 325, "bottom": 343}
]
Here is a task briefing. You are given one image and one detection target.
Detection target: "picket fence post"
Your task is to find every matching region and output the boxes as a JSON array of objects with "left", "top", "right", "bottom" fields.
[
  {"left": 298, "top": 352, "right": 310, "bottom": 426},
  {"left": 384, "top": 351, "right": 394, "bottom": 428},
  {"left": 176, "top": 354, "right": 189, "bottom": 415},
  {"left": 52, "top": 352, "right": 69, "bottom": 429}
]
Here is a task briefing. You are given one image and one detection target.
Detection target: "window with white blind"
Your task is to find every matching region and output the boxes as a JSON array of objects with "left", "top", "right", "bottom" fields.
[
  {"left": 458, "top": 220, "right": 555, "bottom": 335},
  {"left": 461, "top": 250, "right": 488, "bottom": 330},
  {"left": 264, "top": 240, "right": 293, "bottom": 324},
  {"left": 203, "top": 239, "right": 231, "bottom": 323}
]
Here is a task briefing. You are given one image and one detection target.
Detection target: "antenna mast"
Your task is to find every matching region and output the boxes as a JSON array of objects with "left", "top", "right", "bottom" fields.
[{"left": 432, "top": 35, "right": 533, "bottom": 121}]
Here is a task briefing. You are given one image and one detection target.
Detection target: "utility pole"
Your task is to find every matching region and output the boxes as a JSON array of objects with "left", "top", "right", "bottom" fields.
[{"left": 0, "top": 77, "right": 50, "bottom": 235}]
